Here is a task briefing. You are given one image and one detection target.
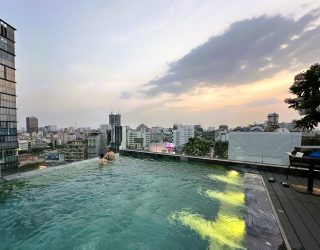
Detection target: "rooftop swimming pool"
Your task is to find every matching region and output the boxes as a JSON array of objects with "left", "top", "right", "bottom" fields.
[{"left": 0, "top": 157, "right": 246, "bottom": 249}]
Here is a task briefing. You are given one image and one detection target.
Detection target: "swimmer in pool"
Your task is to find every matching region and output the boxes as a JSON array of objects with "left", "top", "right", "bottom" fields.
[
  {"left": 104, "top": 147, "right": 116, "bottom": 161},
  {"left": 98, "top": 153, "right": 108, "bottom": 165}
]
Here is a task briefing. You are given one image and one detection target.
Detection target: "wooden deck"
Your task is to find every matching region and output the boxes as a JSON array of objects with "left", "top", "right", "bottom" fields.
[{"left": 262, "top": 171, "right": 320, "bottom": 250}]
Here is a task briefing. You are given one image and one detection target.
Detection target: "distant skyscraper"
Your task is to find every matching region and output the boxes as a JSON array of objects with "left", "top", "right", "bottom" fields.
[
  {"left": 111, "top": 125, "right": 122, "bottom": 153},
  {"left": 44, "top": 125, "right": 57, "bottom": 132},
  {"left": 109, "top": 113, "right": 121, "bottom": 126},
  {"left": 108, "top": 112, "right": 122, "bottom": 152},
  {"left": 26, "top": 116, "right": 38, "bottom": 134},
  {"left": 267, "top": 113, "right": 279, "bottom": 127},
  {"left": 0, "top": 19, "right": 18, "bottom": 170},
  {"left": 264, "top": 113, "right": 280, "bottom": 132}
]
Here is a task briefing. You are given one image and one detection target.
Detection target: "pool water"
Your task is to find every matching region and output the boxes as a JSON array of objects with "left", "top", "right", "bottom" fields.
[{"left": 0, "top": 157, "right": 246, "bottom": 250}]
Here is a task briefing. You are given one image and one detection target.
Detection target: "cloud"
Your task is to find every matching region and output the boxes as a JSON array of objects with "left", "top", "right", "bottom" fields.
[
  {"left": 120, "top": 91, "right": 133, "bottom": 99},
  {"left": 119, "top": 69, "right": 295, "bottom": 127},
  {"left": 244, "top": 98, "right": 281, "bottom": 107},
  {"left": 142, "top": 8, "right": 320, "bottom": 96}
]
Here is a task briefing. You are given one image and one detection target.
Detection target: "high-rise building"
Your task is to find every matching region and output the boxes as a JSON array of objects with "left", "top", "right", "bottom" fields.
[
  {"left": 110, "top": 125, "right": 122, "bottom": 153},
  {"left": 267, "top": 113, "right": 279, "bottom": 127},
  {"left": 26, "top": 116, "right": 38, "bottom": 134},
  {"left": 108, "top": 112, "right": 122, "bottom": 153},
  {"left": 109, "top": 112, "right": 121, "bottom": 126},
  {"left": 64, "top": 140, "right": 87, "bottom": 162},
  {"left": 172, "top": 124, "right": 195, "bottom": 147},
  {"left": 44, "top": 125, "right": 57, "bottom": 133},
  {"left": 0, "top": 19, "right": 18, "bottom": 170},
  {"left": 120, "top": 126, "right": 128, "bottom": 150},
  {"left": 99, "top": 124, "right": 112, "bottom": 154},
  {"left": 87, "top": 131, "right": 102, "bottom": 159},
  {"left": 265, "top": 113, "right": 279, "bottom": 132},
  {"left": 127, "top": 128, "right": 150, "bottom": 150}
]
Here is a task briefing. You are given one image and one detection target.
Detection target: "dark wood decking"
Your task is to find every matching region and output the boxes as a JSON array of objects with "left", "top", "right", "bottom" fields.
[{"left": 262, "top": 172, "right": 320, "bottom": 250}]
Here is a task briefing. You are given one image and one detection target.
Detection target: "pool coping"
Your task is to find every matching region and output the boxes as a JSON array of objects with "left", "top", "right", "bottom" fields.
[
  {"left": 1, "top": 165, "right": 67, "bottom": 182},
  {"left": 244, "top": 173, "right": 290, "bottom": 250},
  {"left": 119, "top": 149, "right": 320, "bottom": 177},
  {"left": 0, "top": 159, "right": 94, "bottom": 182}
]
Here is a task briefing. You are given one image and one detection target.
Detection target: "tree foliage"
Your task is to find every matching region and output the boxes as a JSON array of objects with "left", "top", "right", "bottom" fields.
[
  {"left": 182, "top": 137, "right": 214, "bottom": 157},
  {"left": 182, "top": 137, "right": 229, "bottom": 158},
  {"left": 214, "top": 141, "right": 228, "bottom": 159},
  {"left": 285, "top": 63, "right": 320, "bottom": 130}
]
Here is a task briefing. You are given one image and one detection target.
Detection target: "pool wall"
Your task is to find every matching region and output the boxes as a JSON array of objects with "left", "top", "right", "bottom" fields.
[{"left": 120, "top": 149, "right": 318, "bottom": 177}]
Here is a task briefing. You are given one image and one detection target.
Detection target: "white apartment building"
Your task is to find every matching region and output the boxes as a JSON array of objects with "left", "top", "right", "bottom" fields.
[
  {"left": 87, "top": 132, "right": 102, "bottom": 159},
  {"left": 150, "top": 127, "right": 164, "bottom": 143},
  {"left": 120, "top": 126, "right": 128, "bottom": 150},
  {"left": 55, "top": 132, "right": 77, "bottom": 145},
  {"left": 127, "top": 129, "right": 150, "bottom": 150},
  {"left": 18, "top": 140, "right": 29, "bottom": 151},
  {"left": 172, "top": 124, "right": 195, "bottom": 147},
  {"left": 44, "top": 125, "right": 58, "bottom": 132}
]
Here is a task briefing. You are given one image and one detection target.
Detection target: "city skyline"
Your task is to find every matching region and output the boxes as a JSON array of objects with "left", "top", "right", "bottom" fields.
[{"left": 1, "top": 1, "right": 320, "bottom": 129}]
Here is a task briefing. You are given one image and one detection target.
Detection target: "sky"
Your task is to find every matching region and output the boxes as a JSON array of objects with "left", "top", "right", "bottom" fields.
[{"left": 1, "top": 0, "right": 320, "bottom": 129}]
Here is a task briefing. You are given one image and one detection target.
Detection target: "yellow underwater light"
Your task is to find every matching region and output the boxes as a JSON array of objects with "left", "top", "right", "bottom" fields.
[
  {"left": 207, "top": 172, "right": 242, "bottom": 186},
  {"left": 206, "top": 190, "right": 244, "bottom": 206},
  {"left": 170, "top": 211, "right": 245, "bottom": 249},
  {"left": 170, "top": 170, "right": 246, "bottom": 249}
]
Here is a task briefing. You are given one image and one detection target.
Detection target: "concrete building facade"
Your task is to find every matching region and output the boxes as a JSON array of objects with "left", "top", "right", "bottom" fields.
[
  {"left": 172, "top": 124, "right": 195, "bottom": 147},
  {"left": 64, "top": 140, "right": 87, "bottom": 162},
  {"left": 87, "top": 132, "right": 102, "bottom": 159},
  {"left": 127, "top": 129, "right": 150, "bottom": 150},
  {"left": 44, "top": 125, "right": 57, "bottom": 133}
]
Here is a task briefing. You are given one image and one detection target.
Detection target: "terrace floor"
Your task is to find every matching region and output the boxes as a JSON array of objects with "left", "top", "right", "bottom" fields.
[{"left": 261, "top": 171, "right": 320, "bottom": 250}]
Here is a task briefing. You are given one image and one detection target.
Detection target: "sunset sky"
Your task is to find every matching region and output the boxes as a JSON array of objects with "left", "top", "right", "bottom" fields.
[{"left": 1, "top": 0, "right": 320, "bottom": 129}]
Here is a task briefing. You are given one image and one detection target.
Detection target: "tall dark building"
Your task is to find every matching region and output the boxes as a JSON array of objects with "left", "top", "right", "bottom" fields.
[
  {"left": 108, "top": 112, "right": 121, "bottom": 153},
  {"left": 26, "top": 116, "right": 38, "bottom": 134},
  {"left": 110, "top": 125, "right": 122, "bottom": 153},
  {"left": 0, "top": 19, "right": 18, "bottom": 170},
  {"left": 109, "top": 113, "right": 121, "bottom": 126}
]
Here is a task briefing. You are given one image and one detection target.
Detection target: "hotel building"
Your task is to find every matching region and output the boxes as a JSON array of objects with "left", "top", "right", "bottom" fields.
[{"left": 0, "top": 19, "right": 18, "bottom": 170}]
